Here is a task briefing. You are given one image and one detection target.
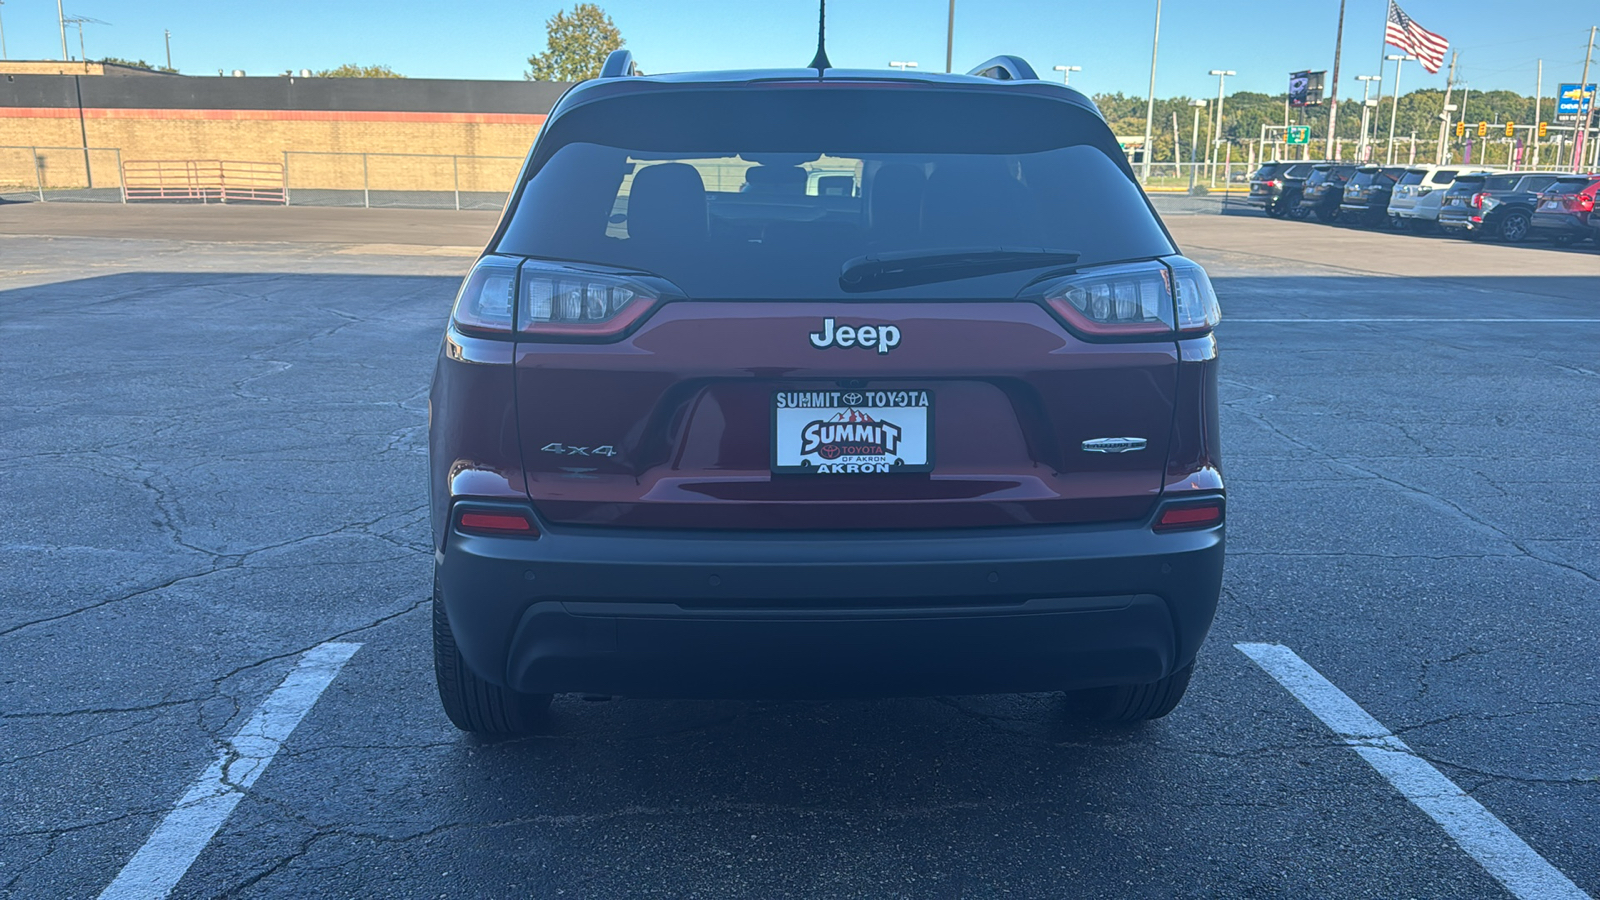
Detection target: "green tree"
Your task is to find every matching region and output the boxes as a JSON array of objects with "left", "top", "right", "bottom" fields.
[
  {"left": 313, "top": 63, "right": 405, "bottom": 78},
  {"left": 525, "top": 3, "right": 623, "bottom": 82},
  {"left": 100, "top": 56, "right": 178, "bottom": 74}
]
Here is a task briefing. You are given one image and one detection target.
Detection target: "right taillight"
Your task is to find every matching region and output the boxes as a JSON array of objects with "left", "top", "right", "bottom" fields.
[
  {"left": 1042, "top": 261, "right": 1176, "bottom": 337},
  {"left": 1038, "top": 258, "right": 1220, "bottom": 340},
  {"left": 1471, "top": 192, "right": 1490, "bottom": 209},
  {"left": 1168, "top": 261, "right": 1223, "bottom": 335}
]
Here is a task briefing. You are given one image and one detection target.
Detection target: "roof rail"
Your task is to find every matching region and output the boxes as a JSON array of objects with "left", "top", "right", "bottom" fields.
[
  {"left": 966, "top": 55, "right": 1039, "bottom": 82},
  {"left": 599, "top": 49, "right": 638, "bottom": 78}
]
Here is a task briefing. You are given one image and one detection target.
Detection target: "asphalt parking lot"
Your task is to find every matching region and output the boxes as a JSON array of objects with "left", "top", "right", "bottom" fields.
[{"left": 3, "top": 202, "right": 1598, "bottom": 899}]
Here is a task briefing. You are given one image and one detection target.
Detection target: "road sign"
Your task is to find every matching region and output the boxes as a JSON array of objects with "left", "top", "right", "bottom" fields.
[
  {"left": 1504, "top": 121, "right": 1515, "bottom": 137},
  {"left": 1286, "top": 125, "right": 1311, "bottom": 145},
  {"left": 1455, "top": 122, "right": 1465, "bottom": 138},
  {"left": 1556, "top": 83, "right": 1595, "bottom": 122},
  {"left": 1538, "top": 121, "right": 1548, "bottom": 138}
]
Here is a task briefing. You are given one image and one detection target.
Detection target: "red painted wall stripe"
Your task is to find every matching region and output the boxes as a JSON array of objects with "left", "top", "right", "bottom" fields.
[{"left": 0, "top": 106, "right": 547, "bottom": 125}]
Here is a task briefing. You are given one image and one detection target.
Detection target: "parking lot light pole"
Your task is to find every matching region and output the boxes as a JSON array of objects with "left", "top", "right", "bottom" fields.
[
  {"left": 1188, "top": 99, "right": 1207, "bottom": 191},
  {"left": 1354, "top": 74, "right": 1380, "bottom": 161},
  {"left": 0, "top": 1, "right": 8, "bottom": 61},
  {"left": 1208, "top": 69, "right": 1235, "bottom": 184},
  {"left": 1141, "top": 0, "right": 1162, "bottom": 183},
  {"left": 888, "top": 61, "right": 918, "bottom": 72},
  {"left": 1384, "top": 54, "right": 1415, "bottom": 166},
  {"left": 1052, "top": 64, "right": 1081, "bottom": 86}
]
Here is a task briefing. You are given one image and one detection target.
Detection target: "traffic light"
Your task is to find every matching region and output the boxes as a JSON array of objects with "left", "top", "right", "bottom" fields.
[
  {"left": 1539, "top": 121, "right": 1548, "bottom": 138},
  {"left": 1477, "top": 121, "right": 1488, "bottom": 137},
  {"left": 1505, "top": 122, "right": 1515, "bottom": 137},
  {"left": 1455, "top": 121, "right": 1465, "bottom": 138}
]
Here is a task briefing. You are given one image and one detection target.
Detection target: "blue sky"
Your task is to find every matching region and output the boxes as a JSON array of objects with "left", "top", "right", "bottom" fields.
[{"left": 1, "top": 0, "right": 1594, "bottom": 101}]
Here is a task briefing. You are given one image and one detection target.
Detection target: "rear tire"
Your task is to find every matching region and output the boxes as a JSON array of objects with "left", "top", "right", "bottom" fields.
[
  {"left": 1285, "top": 198, "right": 1311, "bottom": 221},
  {"left": 434, "top": 581, "right": 553, "bottom": 735},
  {"left": 1264, "top": 198, "right": 1287, "bottom": 219},
  {"left": 1063, "top": 662, "right": 1194, "bottom": 723},
  {"left": 1498, "top": 210, "right": 1531, "bottom": 243},
  {"left": 1314, "top": 206, "right": 1339, "bottom": 224}
]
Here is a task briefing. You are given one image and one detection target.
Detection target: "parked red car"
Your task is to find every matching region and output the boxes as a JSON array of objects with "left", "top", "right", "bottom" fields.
[
  {"left": 428, "top": 52, "right": 1224, "bottom": 734},
  {"left": 1531, "top": 174, "right": 1600, "bottom": 246}
]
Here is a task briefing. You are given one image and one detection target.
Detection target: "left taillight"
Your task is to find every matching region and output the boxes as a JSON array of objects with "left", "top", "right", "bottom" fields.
[
  {"left": 519, "top": 262, "right": 658, "bottom": 339},
  {"left": 449, "top": 258, "right": 520, "bottom": 335}
]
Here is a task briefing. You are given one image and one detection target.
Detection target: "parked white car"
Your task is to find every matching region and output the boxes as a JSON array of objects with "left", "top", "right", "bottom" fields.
[{"left": 1388, "top": 165, "right": 1500, "bottom": 232}]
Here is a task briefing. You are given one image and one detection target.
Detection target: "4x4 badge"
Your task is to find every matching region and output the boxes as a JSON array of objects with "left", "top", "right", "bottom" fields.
[
  {"left": 1082, "top": 437, "right": 1147, "bottom": 453},
  {"left": 809, "top": 317, "right": 901, "bottom": 355}
]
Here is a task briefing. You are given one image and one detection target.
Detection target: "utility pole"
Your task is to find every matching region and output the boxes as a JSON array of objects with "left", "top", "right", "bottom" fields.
[
  {"left": 944, "top": 0, "right": 955, "bottom": 73},
  {"left": 57, "top": 0, "right": 68, "bottom": 61},
  {"left": 1189, "top": 99, "right": 1207, "bottom": 191},
  {"left": 1326, "top": 0, "right": 1346, "bottom": 160},
  {"left": 1575, "top": 25, "right": 1596, "bottom": 170},
  {"left": 0, "top": 1, "right": 8, "bottom": 61},
  {"left": 164, "top": 28, "right": 172, "bottom": 70},
  {"left": 1141, "top": 0, "right": 1162, "bottom": 183},
  {"left": 1532, "top": 59, "right": 1542, "bottom": 167},
  {"left": 1435, "top": 52, "right": 1458, "bottom": 165},
  {"left": 1052, "top": 64, "right": 1081, "bottom": 86},
  {"left": 1384, "top": 54, "right": 1415, "bottom": 166}
]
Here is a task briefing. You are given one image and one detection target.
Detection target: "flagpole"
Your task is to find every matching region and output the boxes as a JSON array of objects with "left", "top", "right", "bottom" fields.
[{"left": 1326, "top": 0, "right": 1346, "bottom": 160}]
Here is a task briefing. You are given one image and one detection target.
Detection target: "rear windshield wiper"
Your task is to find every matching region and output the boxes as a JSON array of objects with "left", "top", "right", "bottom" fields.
[{"left": 839, "top": 247, "right": 1081, "bottom": 292}]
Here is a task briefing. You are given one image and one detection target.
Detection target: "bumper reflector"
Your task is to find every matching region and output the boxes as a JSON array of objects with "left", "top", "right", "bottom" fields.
[
  {"left": 459, "top": 511, "right": 538, "bottom": 536},
  {"left": 1155, "top": 503, "right": 1223, "bottom": 531}
]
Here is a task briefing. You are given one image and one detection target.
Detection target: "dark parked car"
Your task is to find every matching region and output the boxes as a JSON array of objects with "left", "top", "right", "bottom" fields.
[
  {"left": 1247, "top": 161, "right": 1317, "bottom": 218},
  {"left": 1297, "top": 163, "right": 1359, "bottom": 222},
  {"left": 428, "top": 51, "right": 1225, "bottom": 735},
  {"left": 1337, "top": 166, "right": 1408, "bottom": 226},
  {"left": 1437, "top": 171, "right": 1565, "bottom": 241},
  {"left": 1530, "top": 175, "right": 1600, "bottom": 245}
]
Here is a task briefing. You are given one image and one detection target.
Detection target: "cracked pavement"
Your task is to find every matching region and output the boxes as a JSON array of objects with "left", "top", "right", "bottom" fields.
[{"left": 1, "top": 207, "right": 1597, "bottom": 898}]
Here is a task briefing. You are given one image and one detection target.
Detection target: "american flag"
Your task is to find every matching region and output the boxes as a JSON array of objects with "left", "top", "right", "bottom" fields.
[{"left": 1385, "top": 1, "right": 1448, "bottom": 74}]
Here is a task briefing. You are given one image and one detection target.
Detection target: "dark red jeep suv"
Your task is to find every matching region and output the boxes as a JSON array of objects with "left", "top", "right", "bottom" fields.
[{"left": 428, "top": 52, "right": 1224, "bottom": 735}]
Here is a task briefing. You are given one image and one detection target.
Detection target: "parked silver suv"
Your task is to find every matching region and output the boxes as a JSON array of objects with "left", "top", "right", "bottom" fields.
[{"left": 1388, "top": 165, "right": 1498, "bottom": 233}]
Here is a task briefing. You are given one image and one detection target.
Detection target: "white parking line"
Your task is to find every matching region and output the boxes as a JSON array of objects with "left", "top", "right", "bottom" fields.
[
  {"left": 1230, "top": 318, "right": 1600, "bottom": 323},
  {"left": 98, "top": 642, "right": 361, "bottom": 900},
  {"left": 1236, "top": 643, "right": 1592, "bottom": 900}
]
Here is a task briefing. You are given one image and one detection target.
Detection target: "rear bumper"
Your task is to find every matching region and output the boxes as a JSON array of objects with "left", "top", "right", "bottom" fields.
[
  {"left": 437, "top": 507, "right": 1225, "bottom": 699},
  {"left": 1530, "top": 213, "right": 1590, "bottom": 237}
]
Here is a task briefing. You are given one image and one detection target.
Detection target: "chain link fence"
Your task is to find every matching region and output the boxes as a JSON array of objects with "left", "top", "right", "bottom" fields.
[
  {"left": 281, "top": 151, "right": 521, "bottom": 210},
  {"left": 0, "top": 146, "right": 126, "bottom": 202}
]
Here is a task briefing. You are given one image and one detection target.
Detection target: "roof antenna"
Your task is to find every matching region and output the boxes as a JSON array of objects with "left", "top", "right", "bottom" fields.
[{"left": 808, "top": 0, "right": 831, "bottom": 73}]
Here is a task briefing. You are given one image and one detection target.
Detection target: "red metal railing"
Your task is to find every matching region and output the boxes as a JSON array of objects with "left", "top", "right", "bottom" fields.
[{"left": 120, "top": 159, "right": 287, "bottom": 204}]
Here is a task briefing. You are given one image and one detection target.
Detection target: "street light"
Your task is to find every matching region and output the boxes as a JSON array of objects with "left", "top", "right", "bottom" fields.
[
  {"left": 1140, "top": 0, "right": 1162, "bottom": 183},
  {"left": 1384, "top": 54, "right": 1416, "bottom": 166},
  {"left": 0, "top": 1, "right": 9, "bottom": 61},
  {"left": 1188, "top": 99, "right": 1207, "bottom": 191},
  {"left": 1355, "top": 74, "right": 1380, "bottom": 161},
  {"left": 1052, "top": 64, "right": 1081, "bottom": 86},
  {"left": 1208, "top": 69, "right": 1235, "bottom": 184},
  {"left": 888, "top": 61, "right": 918, "bottom": 72}
]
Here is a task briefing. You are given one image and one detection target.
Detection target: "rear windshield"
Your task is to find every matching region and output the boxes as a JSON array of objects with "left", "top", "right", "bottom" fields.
[
  {"left": 497, "top": 88, "right": 1173, "bottom": 300},
  {"left": 1450, "top": 176, "right": 1487, "bottom": 193},
  {"left": 1348, "top": 170, "right": 1377, "bottom": 187},
  {"left": 1253, "top": 163, "right": 1288, "bottom": 179},
  {"left": 1399, "top": 170, "right": 1427, "bottom": 186},
  {"left": 1285, "top": 164, "right": 1314, "bottom": 178},
  {"left": 1547, "top": 176, "right": 1596, "bottom": 194},
  {"left": 1430, "top": 170, "right": 1460, "bottom": 185},
  {"left": 1305, "top": 167, "right": 1333, "bottom": 185},
  {"left": 1483, "top": 175, "right": 1520, "bottom": 191}
]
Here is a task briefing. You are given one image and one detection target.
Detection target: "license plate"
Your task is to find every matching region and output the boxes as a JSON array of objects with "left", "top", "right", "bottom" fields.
[
  {"left": 1540, "top": 200, "right": 1561, "bottom": 210},
  {"left": 772, "top": 389, "right": 932, "bottom": 475}
]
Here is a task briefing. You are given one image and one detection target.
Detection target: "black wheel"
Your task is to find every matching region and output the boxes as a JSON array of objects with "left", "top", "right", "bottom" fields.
[
  {"left": 1264, "top": 198, "right": 1287, "bottom": 218},
  {"left": 1063, "top": 662, "right": 1194, "bottom": 723},
  {"left": 1314, "top": 206, "right": 1339, "bottom": 224},
  {"left": 1498, "top": 210, "right": 1531, "bottom": 243},
  {"left": 434, "top": 579, "right": 552, "bottom": 735},
  {"left": 1285, "top": 198, "right": 1311, "bottom": 221}
]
